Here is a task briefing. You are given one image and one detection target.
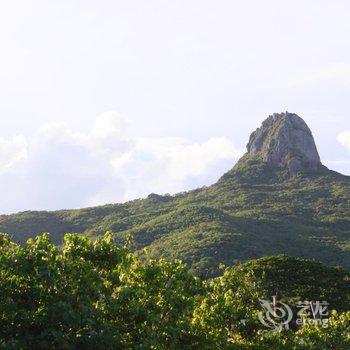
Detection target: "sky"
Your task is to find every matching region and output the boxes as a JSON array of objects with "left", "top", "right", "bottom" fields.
[{"left": 1, "top": 0, "right": 350, "bottom": 214}]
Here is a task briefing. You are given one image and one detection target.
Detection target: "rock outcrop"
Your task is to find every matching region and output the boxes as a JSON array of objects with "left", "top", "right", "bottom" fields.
[{"left": 247, "top": 112, "right": 322, "bottom": 175}]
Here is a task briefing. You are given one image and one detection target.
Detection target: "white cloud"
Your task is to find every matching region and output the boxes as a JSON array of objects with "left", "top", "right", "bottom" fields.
[
  {"left": 331, "top": 132, "right": 350, "bottom": 175},
  {"left": 0, "top": 112, "right": 242, "bottom": 213},
  {"left": 109, "top": 136, "right": 243, "bottom": 202},
  {"left": 338, "top": 131, "right": 350, "bottom": 154},
  {"left": 89, "top": 111, "right": 128, "bottom": 139},
  {"left": 0, "top": 135, "right": 27, "bottom": 172}
]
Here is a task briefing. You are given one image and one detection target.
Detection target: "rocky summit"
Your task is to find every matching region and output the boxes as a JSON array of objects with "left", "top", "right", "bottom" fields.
[{"left": 247, "top": 112, "right": 322, "bottom": 176}]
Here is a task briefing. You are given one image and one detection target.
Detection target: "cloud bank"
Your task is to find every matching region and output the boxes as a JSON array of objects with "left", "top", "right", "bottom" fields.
[
  {"left": 0, "top": 112, "right": 243, "bottom": 214},
  {"left": 323, "top": 131, "right": 350, "bottom": 175},
  {"left": 338, "top": 131, "right": 350, "bottom": 154}
]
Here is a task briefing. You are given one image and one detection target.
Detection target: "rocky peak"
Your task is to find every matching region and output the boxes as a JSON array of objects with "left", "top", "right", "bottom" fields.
[{"left": 246, "top": 112, "right": 322, "bottom": 176}]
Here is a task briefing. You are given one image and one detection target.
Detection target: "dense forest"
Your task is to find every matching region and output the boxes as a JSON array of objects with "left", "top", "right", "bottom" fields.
[{"left": 1, "top": 232, "right": 349, "bottom": 349}]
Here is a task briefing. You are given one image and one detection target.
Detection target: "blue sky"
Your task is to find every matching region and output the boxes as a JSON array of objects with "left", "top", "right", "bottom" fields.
[{"left": 0, "top": 0, "right": 350, "bottom": 213}]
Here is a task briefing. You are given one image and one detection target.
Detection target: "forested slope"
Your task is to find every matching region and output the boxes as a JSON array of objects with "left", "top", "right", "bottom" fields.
[{"left": 1, "top": 113, "right": 349, "bottom": 276}]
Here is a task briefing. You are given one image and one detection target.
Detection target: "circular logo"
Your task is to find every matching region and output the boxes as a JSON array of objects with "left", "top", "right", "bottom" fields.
[{"left": 258, "top": 298, "right": 293, "bottom": 332}]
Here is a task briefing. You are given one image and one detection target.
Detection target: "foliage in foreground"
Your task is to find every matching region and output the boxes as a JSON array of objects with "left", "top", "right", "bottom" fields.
[{"left": 0, "top": 233, "right": 349, "bottom": 349}]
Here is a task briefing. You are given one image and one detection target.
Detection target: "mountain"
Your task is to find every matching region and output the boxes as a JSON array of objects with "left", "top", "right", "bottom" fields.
[
  {"left": 246, "top": 112, "right": 322, "bottom": 175},
  {"left": 1, "top": 112, "right": 349, "bottom": 276}
]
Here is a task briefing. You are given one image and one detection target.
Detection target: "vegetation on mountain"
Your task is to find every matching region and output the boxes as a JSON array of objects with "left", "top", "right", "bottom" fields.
[
  {"left": 1, "top": 154, "right": 349, "bottom": 277},
  {"left": 0, "top": 113, "right": 349, "bottom": 277}
]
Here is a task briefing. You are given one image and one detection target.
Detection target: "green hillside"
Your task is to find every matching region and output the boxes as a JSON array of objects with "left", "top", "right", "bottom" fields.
[
  {"left": 1, "top": 113, "right": 349, "bottom": 276},
  {"left": 1, "top": 154, "right": 349, "bottom": 276}
]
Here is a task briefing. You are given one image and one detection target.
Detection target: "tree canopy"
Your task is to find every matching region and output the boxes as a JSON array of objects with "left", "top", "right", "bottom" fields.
[{"left": 0, "top": 233, "right": 349, "bottom": 349}]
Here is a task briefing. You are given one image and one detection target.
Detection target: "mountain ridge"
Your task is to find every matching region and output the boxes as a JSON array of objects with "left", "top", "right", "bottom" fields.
[{"left": 1, "top": 113, "right": 349, "bottom": 276}]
